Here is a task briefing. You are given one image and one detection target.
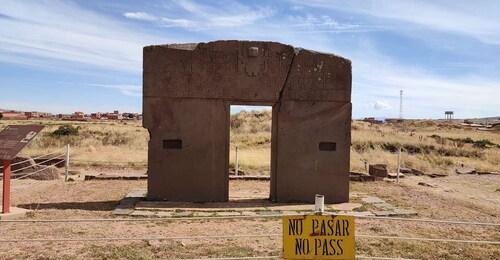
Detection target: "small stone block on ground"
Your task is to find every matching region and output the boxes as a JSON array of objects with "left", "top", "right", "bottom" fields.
[
  {"left": 112, "top": 209, "right": 133, "bottom": 215},
  {"left": 369, "top": 164, "right": 388, "bottom": 178},
  {"left": 456, "top": 167, "right": 476, "bottom": 174}
]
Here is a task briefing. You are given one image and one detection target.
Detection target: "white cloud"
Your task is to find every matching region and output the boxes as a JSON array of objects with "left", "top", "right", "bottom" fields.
[
  {"left": 160, "top": 17, "right": 198, "bottom": 28},
  {"left": 373, "top": 101, "right": 393, "bottom": 111},
  {"left": 0, "top": 0, "right": 169, "bottom": 73},
  {"left": 348, "top": 40, "right": 500, "bottom": 118},
  {"left": 290, "top": 0, "right": 500, "bottom": 45},
  {"left": 124, "top": 12, "right": 158, "bottom": 22},
  {"left": 88, "top": 84, "right": 141, "bottom": 97},
  {"left": 122, "top": 0, "right": 274, "bottom": 30}
]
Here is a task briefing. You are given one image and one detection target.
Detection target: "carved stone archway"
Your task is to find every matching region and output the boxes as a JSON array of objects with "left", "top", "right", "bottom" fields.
[{"left": 143, "top": 41, "right": 351, "bottom": 203}]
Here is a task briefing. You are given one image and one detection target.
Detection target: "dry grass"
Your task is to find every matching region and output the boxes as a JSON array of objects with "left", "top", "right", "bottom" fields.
[
  {"left": 0, "top": 178, "right": 498, "bottom": 259},
  {"left": 1, "top": 113, "right": 498, "bottom": 175},
  {"left": 0, "top": 120, "right": 148, "bottom": 163}
]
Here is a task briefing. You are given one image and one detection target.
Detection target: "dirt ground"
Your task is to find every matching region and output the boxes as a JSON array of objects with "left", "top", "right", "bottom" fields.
[{"left": 0, "top": 173, "right": 498, "bottom": 259}]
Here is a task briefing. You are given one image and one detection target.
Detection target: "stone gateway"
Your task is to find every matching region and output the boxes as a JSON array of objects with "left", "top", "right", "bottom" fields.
[{"left": 143, "top": 40, "right": 352, "bottom": 203}]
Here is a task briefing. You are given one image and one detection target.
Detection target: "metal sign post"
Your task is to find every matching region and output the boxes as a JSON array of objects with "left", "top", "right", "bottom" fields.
[
  {"left": 0, "top": 125, "right": 44, "bottom": 214},
  {"left": 2, "top": 160, "right": 11, "bottom": 213}
]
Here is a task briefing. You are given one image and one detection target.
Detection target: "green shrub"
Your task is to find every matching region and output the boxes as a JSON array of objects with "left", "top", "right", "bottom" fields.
[{"left": 51, "top": 124, "right": 79, "bottom": 137}]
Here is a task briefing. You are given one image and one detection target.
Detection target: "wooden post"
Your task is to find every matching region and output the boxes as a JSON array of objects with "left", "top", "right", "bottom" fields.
[
  {"left": 235, "top": 147, "right": 239, "bottom": 176},
  {"left": 65, "top": 144, "right": 70, "bottom": 181},
  {"left": 397, "top": 147, "right": 401, "bottom": 182},
  {"left": 2, "top": 160, "right": 11, "bottom": 213}
]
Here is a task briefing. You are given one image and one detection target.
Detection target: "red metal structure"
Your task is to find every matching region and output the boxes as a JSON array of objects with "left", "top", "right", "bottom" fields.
[
  {"left": 2, "top": 160, "right": 11, "bottom": 213},
  {"left": 0, "top": 125, "right": 44, "bottom": 214}
]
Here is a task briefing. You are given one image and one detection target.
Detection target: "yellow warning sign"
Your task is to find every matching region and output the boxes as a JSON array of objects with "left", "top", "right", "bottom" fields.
[{"left": 283, "top": 215, "right": 355, "bottom": 259}]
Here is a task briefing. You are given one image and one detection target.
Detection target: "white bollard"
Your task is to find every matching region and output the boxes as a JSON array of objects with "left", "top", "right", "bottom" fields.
[{"left": 315, "top": 194, "right": 324, "bottom": 214}]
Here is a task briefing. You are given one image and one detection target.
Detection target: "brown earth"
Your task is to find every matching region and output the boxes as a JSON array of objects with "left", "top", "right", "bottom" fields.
[{"left": 0, "top": 172, "right": 498, "bottom": 259}]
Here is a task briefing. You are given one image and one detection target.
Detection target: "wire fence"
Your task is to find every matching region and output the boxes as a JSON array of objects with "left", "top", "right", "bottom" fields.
[
  {"left": 1, "top": 145, "right": 499, "bottom": 259},
  {"left": 0, "top": 147, "right": 67, "bottom": 197},
  {"left": 0, "top": 217, "right": 497, "bottom": 260}
]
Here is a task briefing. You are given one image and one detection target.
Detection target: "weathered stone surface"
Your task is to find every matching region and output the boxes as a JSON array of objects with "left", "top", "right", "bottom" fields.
[
  {"left": 11, "top": 156, "right": 36, "bottom": 172},
  {"left": 350, "top": 172, "right": 376, "bottom": 182},
  {"left": 372, "top": 211, "right": 397, "bottom": 217},
  {"left": 144, "top": 40, "right": 352, "bottom": 203},
  {"left": 477, "top": 171, "right": 497, "bottom": 175},
  {"left": 410, "top": 168, "right": 425, "bottom": 176},
  {"left": 456, "top": 167, "right": 476, "bottom": 174},
  {"left": 387, "top": 172, "right": 405, "bottom": 179},
  {"left": 428, "top": 173, "right": 448, "bottom": 178},
  {"left": 22, "top": 165, "right": 60, "bottom": 180},
  {"left": 400, "top": 168, "right": 413, "bottom": 174},
  {"left": 418, "top": 182, "right": 438, "bottom": 188},
  {"left": 345, "top": 211, "right": 375, "bottom": 217},
  {"left": 369, "top": 164, "right": 388, "bottom": 178}
]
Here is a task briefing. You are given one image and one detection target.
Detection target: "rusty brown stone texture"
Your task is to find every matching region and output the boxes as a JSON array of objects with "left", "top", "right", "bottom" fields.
[{"left": 143, "top": 40, "right": 352, "bottom": 203}]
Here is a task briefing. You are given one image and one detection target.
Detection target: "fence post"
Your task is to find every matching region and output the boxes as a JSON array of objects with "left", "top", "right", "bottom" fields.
[
  {"left": 396, "top": 147, "right": 401, "bottom": 182},
  {"left": 65, "top": 144, "right": 70, "bottom": 181},
  {"left": 235, "top": 147, "right": 239, "bottom": 176}
]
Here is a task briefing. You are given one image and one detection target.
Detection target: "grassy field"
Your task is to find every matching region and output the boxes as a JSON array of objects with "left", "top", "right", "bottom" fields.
[
  {"left": 0, "top": 113, "right": 499, "bottom": 259},
  {"left": 2, "top": 110, "right": 498, "bottom": 175}
]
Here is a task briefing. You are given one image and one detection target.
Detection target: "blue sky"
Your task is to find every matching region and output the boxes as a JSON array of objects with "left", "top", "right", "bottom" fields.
[{"left": 0, "top": 0, "right": 499, "bottom": 118}]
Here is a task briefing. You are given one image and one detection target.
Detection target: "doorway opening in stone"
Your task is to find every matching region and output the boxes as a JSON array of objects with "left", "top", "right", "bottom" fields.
[{"left": 228, "top": 105, "right": 272, "bottom": 201}]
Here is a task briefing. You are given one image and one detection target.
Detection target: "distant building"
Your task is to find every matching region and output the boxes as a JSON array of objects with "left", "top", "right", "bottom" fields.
[
  {"left": 122, "top": 112, "right": 140, "bottom": 120},
  {"left": 385, "top": 118, "right": 404, "bottom": 123},
  {"left": 71, "top": 111, "right": 85, "bottom": 119},
  {"left": 25, "top": 111, "right": 52, "bottom": 118},
  {"left": 0, "top": 112, "right": 28, "bottom": 120},
  {"left": 90, "top": 112, "right": 102, "bottom": 119},
  {"left": 363, "top": 117, "right": 383, "bottom": 124},
  {"left": 106, "top": 113, "right": 122, "bottom": 120}
]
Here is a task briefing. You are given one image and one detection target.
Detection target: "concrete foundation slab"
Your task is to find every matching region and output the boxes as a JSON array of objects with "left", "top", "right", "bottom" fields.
[{"left": 0, "top": 206, "right": 30, "bottom": 220}]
